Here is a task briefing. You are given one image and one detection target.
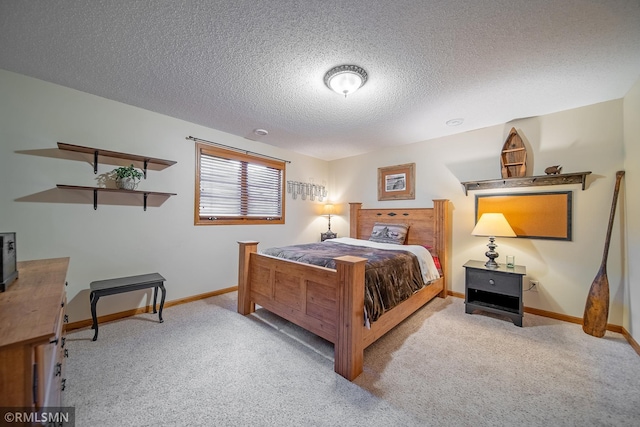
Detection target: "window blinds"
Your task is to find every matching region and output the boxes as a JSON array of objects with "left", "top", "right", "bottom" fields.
[{"left": 198, "top": 146, "right": 284, "bottom": 221}]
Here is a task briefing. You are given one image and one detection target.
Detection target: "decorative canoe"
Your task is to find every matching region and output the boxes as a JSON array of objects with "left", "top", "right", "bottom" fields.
[{"left": 501, "top": 127, "right": 527, "bottom": 178}]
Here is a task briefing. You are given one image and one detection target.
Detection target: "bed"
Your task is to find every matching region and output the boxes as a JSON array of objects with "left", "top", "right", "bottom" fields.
[{"left": 237, "top": 199, "right": 450, "bottom": 380}]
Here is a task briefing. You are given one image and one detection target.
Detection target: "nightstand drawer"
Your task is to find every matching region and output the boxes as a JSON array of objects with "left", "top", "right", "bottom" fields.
[{"left": 466, "top": 269, "right": 521, "bottom": 297}]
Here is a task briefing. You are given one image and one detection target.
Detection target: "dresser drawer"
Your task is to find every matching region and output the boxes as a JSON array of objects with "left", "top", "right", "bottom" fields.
[
  {"left": 35, "top": 293, "right": 67, "bottom": 409},
  {"left": 466, "top": 269, "right": 521, "bottom": 297}
]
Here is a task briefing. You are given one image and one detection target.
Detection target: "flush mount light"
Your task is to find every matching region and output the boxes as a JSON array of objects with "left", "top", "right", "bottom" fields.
[
  {"left": 324, "top": 65, "right": 368, "bottom": 97},
  {"left": 253, "top": 128, "right": 268, "bottom": 136}
]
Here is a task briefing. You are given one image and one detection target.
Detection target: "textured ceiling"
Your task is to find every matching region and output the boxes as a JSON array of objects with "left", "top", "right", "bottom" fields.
[{"left": 1, "top": 1, "right": 639, "bottom": 160}]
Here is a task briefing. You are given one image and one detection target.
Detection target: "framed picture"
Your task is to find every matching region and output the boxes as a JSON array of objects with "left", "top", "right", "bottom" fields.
[
  {"left": 378, "top": 163, "right": 415, "bottom": 201},
  {"left": 475, "top": 191, "right": 572, "bottom": 240}
]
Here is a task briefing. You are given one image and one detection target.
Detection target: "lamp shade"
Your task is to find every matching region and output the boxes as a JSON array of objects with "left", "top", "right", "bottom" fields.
[
  {"left": 471, "top": 213, "right": 516, "bottom": 237},
  {"left": 323, "top": 204, "right": 334, "bottom": 215}
]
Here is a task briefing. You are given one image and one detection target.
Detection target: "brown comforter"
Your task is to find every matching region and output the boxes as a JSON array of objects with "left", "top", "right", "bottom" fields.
[{"left": 262, "top": 241, "right": 427, "bottom": 322}]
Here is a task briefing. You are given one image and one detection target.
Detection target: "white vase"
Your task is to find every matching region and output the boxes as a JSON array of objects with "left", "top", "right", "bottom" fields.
[{"left": 116, "top": 177, "right": 138, "bottom": 190}]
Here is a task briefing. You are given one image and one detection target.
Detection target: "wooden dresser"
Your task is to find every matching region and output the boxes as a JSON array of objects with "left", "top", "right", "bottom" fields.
[{"left": 0, "top": 257, "right": 69, "bottom": 408}]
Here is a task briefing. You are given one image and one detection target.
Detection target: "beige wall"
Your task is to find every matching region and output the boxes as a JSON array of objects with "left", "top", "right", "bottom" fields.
[
  {"left": 0, "top": 70, "right": 330, "bottom": 323},
  {"left": 623, "top": 75, "right": 640, "bottom": 340},
  {"left": 330, "top": 100, "right": 627, "bottom": 325},
  {"left": 1, "top": 68, "right": 636, "bottom": 343}
]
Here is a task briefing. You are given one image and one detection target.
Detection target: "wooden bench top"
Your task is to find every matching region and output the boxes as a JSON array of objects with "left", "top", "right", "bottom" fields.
[{"left": 90, "top": 273, "right": 165, "bottom": 292}]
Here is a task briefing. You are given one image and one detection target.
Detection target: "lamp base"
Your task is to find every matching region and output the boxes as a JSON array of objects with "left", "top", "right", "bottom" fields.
[
  {"left": 484, "top": 237, "right": 499, "bottom": 268},
  {"left": 484, "top": 257, "right": 499, "bottom": 269}
]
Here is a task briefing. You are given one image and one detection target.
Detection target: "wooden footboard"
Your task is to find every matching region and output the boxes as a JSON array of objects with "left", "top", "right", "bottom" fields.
[
  {"left": 237, "top": 199, "right": 450, "bottom": 380},
  {"left": 238, "top": 241, "right": 367, "bottom": 379}
]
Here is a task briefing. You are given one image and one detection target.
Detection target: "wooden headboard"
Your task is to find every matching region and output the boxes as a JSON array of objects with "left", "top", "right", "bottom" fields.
[{"left": 349, "top": 200, "right": 450, "bottom": 279}]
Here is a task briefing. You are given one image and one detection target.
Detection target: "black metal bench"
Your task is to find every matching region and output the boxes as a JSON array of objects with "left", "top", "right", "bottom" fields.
[{"left": 89, "top": 273, "right": 166, "bottom": 341}]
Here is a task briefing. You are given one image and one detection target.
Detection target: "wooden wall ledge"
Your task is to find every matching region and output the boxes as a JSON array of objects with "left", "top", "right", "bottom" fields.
[{"left": 461, "top": 171, "right": 592, "bottom": 195}]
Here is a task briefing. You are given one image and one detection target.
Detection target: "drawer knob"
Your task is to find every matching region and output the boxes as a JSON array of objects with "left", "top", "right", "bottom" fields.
[{"left": 489, "top": 279, "right": 495, "bottom": 285}]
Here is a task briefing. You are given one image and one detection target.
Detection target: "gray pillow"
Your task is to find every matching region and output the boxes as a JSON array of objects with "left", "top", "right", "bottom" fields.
[{"left": 369, "top": 223, "right": 409, "bottom": 245}]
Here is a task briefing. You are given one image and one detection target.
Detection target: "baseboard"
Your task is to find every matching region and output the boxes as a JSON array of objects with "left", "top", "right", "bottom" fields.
[
  {"left": 66, "top": 286, "right": 238, "bottom": 331},
  {"left": 447, "top": 290, "right": 638, "bottom": 355},
  {"left": 621, "top": 327, "right": 640, "bottom": 356},
  {"left": 68, "top": 287, "right": 640, "bottom": 358}
]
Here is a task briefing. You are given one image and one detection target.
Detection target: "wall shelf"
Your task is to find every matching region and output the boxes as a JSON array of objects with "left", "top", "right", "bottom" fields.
[
  {"left": 57, "top": 185, "right": 177, "bottom": 211},
  {"left": 460, "top": 171, "right": 592, "bottom": 195},
  {"left": 57, "top": 142, "right": 177, "bottom": 178}
]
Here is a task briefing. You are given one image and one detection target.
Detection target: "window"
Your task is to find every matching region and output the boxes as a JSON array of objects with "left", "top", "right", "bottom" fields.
[{"left": 195, "top": 142, "right": 285, "bottom": 225}]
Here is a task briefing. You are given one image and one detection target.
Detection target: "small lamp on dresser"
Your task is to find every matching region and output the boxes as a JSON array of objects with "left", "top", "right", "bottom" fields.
[
  {"left": 471, "top": 213, "right": 516, "bottom": 268},
  {"left": 321, "top": 203, "right": 337, "bottom": 241}
]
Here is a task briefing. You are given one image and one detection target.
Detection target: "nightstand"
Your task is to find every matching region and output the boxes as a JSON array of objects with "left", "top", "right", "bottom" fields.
[
  {"left": 320, "top": 231, "right": 337, "bottom": 242},
  {"left": 463, "top": 260, "right": 526, "bottom": 326}
]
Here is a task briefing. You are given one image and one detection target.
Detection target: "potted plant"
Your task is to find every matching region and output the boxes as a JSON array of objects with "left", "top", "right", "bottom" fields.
[{"left": 112, "top": 164, "right": 143, "bottom": 190}]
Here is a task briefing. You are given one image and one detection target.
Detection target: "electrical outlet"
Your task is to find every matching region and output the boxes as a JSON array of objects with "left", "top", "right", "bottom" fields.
[{"left": 530, "top": 280, "right": 539, "bottom": 291}]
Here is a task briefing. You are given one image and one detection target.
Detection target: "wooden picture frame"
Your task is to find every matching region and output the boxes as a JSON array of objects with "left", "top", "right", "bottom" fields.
[
  {"left": 378, "top": 163, "right": 415, "bottom": 201},
  {"left": 476, "top": 191, "right": 572, "bottom": 240}
]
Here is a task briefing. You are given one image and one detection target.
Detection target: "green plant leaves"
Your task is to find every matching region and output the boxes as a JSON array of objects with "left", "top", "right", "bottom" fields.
[{"left": 112, "top": 164, "right": 143, "bottom": 180}]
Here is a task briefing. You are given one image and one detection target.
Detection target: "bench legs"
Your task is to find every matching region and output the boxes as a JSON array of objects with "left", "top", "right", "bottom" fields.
[
  {"left": 90, "top": 284, "right": 166, "bottom": 341},
  {"left": 155, "top": 284, "right": 166, "bottom": 323},
  {"left": 90, "top": 291, "right": 100, "bottom": 341}
]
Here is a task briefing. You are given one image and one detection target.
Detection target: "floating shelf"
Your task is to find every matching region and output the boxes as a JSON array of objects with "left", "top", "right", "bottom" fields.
[
  {"left": 57, "top": 185, "right": 177, "bottom": 211},
  {"left": 57, "top": 142, "right": 177, "bottom": 178},
  {"left": 460, "top": 171, "right": 592, "bottom": 195}
]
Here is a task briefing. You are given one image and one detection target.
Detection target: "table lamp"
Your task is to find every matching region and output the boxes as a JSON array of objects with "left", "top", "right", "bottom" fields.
[
  {"left": 471, "top": 213, "right": 516, "bottom": 268},
  {"left": 322, "top": 204, "right": 337, "bottom": 240}
]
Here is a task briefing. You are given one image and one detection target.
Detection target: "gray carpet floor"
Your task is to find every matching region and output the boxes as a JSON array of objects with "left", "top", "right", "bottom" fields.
[{"left": 64, "top": 293, "right": 640, "bottom": 426}]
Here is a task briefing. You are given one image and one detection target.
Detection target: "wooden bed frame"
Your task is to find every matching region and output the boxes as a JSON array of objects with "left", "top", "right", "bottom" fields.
[{"left": 237, "top": 199, "right": 450, "bottom": 380}]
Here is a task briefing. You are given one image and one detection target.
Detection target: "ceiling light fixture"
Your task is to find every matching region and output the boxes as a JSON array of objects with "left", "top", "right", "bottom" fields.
[
  {"left": 253, "top": 128, "right": 268, "bottom": 136},
  {"left": 446, "top": 118, "right": 464, "bottom": 126},
  {"left": 324, "top": 65, "right": 368, "bottom": 98}
]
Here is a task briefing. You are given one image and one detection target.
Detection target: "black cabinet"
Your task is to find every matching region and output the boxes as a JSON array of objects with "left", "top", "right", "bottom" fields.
[{"left": 463, "top": 260, "right": 526, "bottom": 326}]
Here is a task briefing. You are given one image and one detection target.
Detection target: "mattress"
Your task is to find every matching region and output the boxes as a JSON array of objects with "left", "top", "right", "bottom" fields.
[{"left": 261, "top": 238, "right": 440, "bottom": 322}]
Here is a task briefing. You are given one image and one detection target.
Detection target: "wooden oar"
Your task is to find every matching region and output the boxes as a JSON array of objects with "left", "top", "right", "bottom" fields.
[{"left": 582, "top": 170, "right": 625, "bottom": 337}]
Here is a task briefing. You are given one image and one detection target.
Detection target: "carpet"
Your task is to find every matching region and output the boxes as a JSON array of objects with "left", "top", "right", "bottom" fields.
[{"left": 63, "top": 293, "right": 640, "bottom": 426}]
